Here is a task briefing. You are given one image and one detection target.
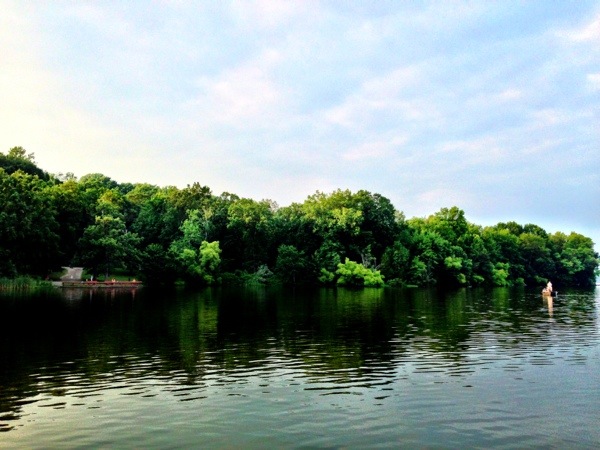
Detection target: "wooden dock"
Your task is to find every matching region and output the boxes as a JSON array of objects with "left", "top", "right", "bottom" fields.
[{"left": 59, "top": 280, "right": 143, "bottom": 288}]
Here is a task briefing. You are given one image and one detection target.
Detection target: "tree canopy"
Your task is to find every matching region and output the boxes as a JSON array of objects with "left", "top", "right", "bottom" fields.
[{"left": 1, "top": 147, "right": 598, "bottom": 288}]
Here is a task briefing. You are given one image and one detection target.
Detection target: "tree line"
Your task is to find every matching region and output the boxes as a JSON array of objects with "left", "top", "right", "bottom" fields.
[{"left": 1, "top": 147, "right": 598, "bottom": 288}]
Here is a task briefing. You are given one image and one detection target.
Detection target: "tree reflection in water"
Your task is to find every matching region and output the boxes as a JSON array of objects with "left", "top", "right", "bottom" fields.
[{"left": 0, "top": 286, "right": 598, "bottom": 444}]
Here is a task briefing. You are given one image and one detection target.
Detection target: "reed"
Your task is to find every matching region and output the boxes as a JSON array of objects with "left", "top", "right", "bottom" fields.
[{"left": 0, "top": 276, "right": 53, "bottom": 292}]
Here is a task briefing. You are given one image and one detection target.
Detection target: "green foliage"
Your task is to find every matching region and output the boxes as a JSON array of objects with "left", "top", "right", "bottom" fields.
[
  {"left": 300, "top": 189, "right": 399, "bottom": 267},
  {"left": 550, "top": 232, "right": 598, "bottom": 286},
  {"left": 139, "top": 243, "right": 178, "bottom": 284},
  {"left": 444, "top": 256, "right": 467, "bottom": 285},
  {"left": 45, "top": 179, "right": 90, "bottom": 264},
  {"left": 0, "top": 147, "right": 50, "bottom": 180},
  {"left": 132, "top": 187, "right": 182, "bottom": 247},
  {"left": 75, "top": 215, "right": 141, "bottom": 278},
  {"left": 0, "top": 149, "right": 597, "bottom": 288},
  {"left": 242, "top": 265, "right": 274, "bottom": 285},
  {"left": 318, "top": 268, "right": 336, "bottom": 284},
  {"left": 171, "top": 238, "right": 222, "bottom": 285},
  {"left": 492, "top": 262, "right": 511, "bottom": 286},
  {"left": 275, "top": 244, "right": 311, "bottom": 284},
  {"left": 0, "top": 276, "right": 53, "bottom": 291},
  {"left": 227, "top": 198, "right": 276, "bottom": 270},
  {"left": 0, "top": 169, "right": 60, "bottom": 276},
  {"left": 380, "top": 240, "right": 410, "bottom": 285},
  {"left": 336, "top": 258, "right": 384, "bottom": 287},
  {"left": 314, "top": 240, "right": 343, "bottom": 285},
  {"left": 198, "top": 241, "right": 222, "bottom": 284}
]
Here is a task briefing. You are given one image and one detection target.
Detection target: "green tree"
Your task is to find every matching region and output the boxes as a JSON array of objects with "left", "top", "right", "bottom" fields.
[
  {"left": 272, "top": 203, "right": 320, "bottom": 257},
  {"left": 405, "top": 228, "right": 450, "bottom": 285},
  {"left": 0, "top": 147, "right": 49, "bottom": 180},
  {"left": 175, "top": 240, "right": 222, "bottom": 284},
  {"left": 482, "top": 226, "right": 525, "bottom": 285},
  {"left": 550, "top": 232, "right": 599, "bottom": 287},
  {"left": 380, "top": 240, "right": 411, "bottom": 285},
  {"left": 275, "top": 244, "right": 311, "bottom": 284},
  {"left": 424, "top": 206, "right": 469, "bottom": 244},
  {"left": 125, "top": 183, "right": 160, "bottom": 207},
  {"left": 198, "top": 241, "right": 222, "bottom": 284},
  {"left": 139, "top": 243, "right": 179, "bottom": 285},
  {"left": 132, "top": 187, "right": 182, "bottom": 248},
  {"left": 173, "top": 182, "right": 213, "bottom": 213},
  {"left": 302, "top": 190, "right": 363, "bottom": 257},
  {"left": 0, "top": 169, "right": 59, "bottom": 276},
  {"left": 75, "top": 215, "right": 141, "bottom": 278},
  {"left": 314, "top": 239, "right": 343, "bottom": 284},
  {"left": 77, "top": 173, "right": 119, "bottom": 220},
  {"left": 352, "top": 190, "right": 399, "bottom": 263},
  {"left": 171, "top": 208, "right": 214, "bottom": 254},
  {"left": 519, "top": 232, "right": 553, "bottom": 285},
  {"left": 227, "top": 198, "right": 276, "bottom": 270},
  {"left": 300, "top": 189, "right": 400, "bottom": 275},
  {"left": 461, "top": 228, "right": 492, "bottom": 285},
  {"left": 46, "top": 178, "right": 90, "bottom": 265},
  {"left": 492, "top": 262, "right": 511, "bottom": 286}
]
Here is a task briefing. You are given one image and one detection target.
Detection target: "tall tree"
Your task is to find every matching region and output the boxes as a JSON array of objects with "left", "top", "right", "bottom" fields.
[
  {"left": 226, "top": 198, "right": 276, "bottom": 270},
  {"left": 0, "top": 169, "right": 59, "bottom": 276},
  {"left": 75, "top": 215, "right": 141, "bottom": 279},
  {"left": 274, "top": 244, "right": 312, "bottom": 284},
  {"left": 0, "top": 147, "right": 49, "bottom": 180}
]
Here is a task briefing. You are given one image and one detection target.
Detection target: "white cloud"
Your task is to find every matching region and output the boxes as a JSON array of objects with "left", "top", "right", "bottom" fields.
[
  {"left": 199, "top": 67, "right": 278, "bottom": 121},
  {"left": 437, "top": 137, "right": 506, "bottom": 166},
  {"left": 490, "top": 88, "right": 523, "bottom": 103},
  {"left": 564, "top": 15, "right": 600, "bottom": 42},
  {"left": 190, "top": 50, "right": 288, "bottom": 128},
  {"left": 229, "top": 0, "right": 316, "bottom": 30},
  {"left": 521, "top": 138, "right": 566, "bottom": 156},
  {"left": 528, "top": 108, "right": 571, "bottom": 128},
  {"left": 361, "top": 66, "right": 422, "bottom": 98},
  {"left": 342, "top": 136, "right": 408, "bottom": 162},
  {"left": 322, "top": 65, "right": 437, "bottom": 130},
  {"left": 415, "top": 188, "right": 475, "bottom": 217},
  {"left": 586, "top": 73, "right": 600, "bottom": 92},
  {"left": 64, "top": 3, "right": 132, "bottom": 38}
]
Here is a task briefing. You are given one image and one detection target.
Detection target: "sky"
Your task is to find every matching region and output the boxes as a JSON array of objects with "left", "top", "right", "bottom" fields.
[{"left": 1, "top": 1, "right": 599, "bottom": 249}]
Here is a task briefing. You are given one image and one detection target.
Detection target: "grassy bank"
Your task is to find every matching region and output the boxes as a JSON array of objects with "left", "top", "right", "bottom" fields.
[{"left": 0, "top": 276, "right": 54, "bottom": 292}]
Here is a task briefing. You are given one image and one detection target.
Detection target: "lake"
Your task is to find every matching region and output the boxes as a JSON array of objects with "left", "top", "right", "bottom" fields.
[{"left": 1, "top": 285, "right": 599, "bottom": 448}]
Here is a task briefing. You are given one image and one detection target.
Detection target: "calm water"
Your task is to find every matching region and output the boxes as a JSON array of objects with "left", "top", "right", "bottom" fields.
[{"left": 1, "top": 285, "right": 599, "bottom": 449}]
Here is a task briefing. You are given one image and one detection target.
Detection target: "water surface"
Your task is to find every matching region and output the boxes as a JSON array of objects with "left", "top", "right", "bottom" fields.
[{"left": 1, "top": 286, "right": 599, "bottom": 448}]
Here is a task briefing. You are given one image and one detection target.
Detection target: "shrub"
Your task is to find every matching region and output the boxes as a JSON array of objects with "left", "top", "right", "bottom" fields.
[{"left": 336, "top": 258, "right": 384, "bottom": 287}]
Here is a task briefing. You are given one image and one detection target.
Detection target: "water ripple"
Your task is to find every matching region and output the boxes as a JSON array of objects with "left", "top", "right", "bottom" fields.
[{"left": 1, "top": 288, "right": 599, "bottom": 449}]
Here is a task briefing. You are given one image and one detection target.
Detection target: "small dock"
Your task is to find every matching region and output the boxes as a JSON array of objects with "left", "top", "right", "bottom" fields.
[
  {"left": 59, "top": 280, "right": 143, "bottom": 288},
  {"left": 58, "top": 267, "right": 142, "bottom": 288}
]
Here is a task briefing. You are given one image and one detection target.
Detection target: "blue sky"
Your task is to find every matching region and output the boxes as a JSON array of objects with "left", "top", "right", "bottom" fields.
[{"left": 1, "top": 1, "right": 599, "bottom": 248}]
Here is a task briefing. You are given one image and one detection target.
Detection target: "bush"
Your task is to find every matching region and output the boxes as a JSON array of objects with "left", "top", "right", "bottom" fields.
[
  {"left": 249, "top": 265, "right": 274, "bottom": 285},
  {"left": 336, "top": 258, "right": 384, "bottom": 287}
]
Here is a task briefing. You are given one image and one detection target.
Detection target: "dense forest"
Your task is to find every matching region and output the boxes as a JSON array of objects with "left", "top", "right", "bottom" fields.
[{"left": 1, "top": 147, "right": 598, "bottom": 288}]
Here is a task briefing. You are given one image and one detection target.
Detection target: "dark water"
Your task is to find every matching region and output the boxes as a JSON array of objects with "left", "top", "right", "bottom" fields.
[{"left": 1, "top": 286, "right": 599, "bottom": 449}]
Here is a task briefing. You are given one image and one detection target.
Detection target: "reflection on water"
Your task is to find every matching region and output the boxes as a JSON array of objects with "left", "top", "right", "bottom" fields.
[
  {"left": 1, "top": 286, "right": 599, "bottom": 448},
  {"left": 544, "top": 294, "right": 553, "bottom": 317}
]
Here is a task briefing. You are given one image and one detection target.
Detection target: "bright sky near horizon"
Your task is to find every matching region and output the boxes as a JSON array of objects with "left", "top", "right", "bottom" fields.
[{"left": 1, "top": 1, "right": 599, "bottom": 249}]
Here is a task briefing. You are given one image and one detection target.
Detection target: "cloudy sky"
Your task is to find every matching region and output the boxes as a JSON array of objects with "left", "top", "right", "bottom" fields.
[{"left": 2, "top": 1, "right": 599, "bottom": 248}]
